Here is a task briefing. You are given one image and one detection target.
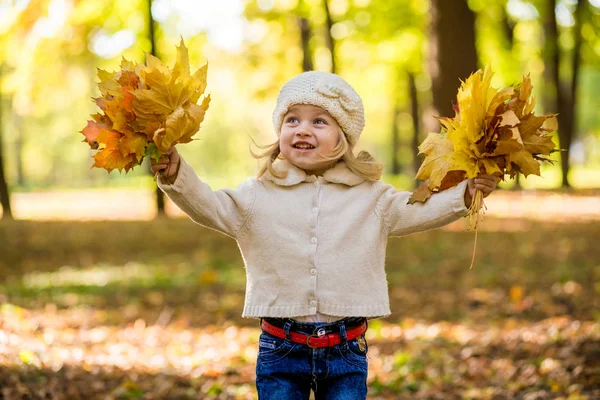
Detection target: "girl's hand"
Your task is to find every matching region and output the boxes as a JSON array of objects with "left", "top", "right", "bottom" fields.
[
  {"left": 150, "top": 146, "right": 181, "bottom": 184},
  {"left": 464, "top": 174, "right": 500, "bottom": 207}
]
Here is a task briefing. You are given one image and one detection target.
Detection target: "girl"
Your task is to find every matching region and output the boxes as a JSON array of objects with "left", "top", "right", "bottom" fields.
[{"left": 151, "top": 71, "right": 498, "bottom": 400}]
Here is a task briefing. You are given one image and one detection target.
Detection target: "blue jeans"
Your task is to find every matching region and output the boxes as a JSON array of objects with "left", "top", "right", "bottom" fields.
[{"left": 255, "top": 318, "right": 369, "bottom": 400}]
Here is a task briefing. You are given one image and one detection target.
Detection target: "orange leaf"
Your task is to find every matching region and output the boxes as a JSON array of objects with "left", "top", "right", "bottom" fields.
[
  {"left": 119, "top": 133, "right": 148, "bottom": 162},
  {"left": 92, "top": 147, "right": 135, "bottom": 173},
  {"left": 509, "top": 285, "right": 524, "bottom": 303},
  {"left": 407, "top": 182, "right": 432, "bottom": 204},
  {"left": 82, "top": 39, "right": 209, "bottom": 173},
  {"left": 80, "top": 120, "right": 108, "bottom": 148}
]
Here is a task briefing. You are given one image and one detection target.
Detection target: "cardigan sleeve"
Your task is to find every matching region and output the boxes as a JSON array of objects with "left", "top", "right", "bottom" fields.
[
  {"left": 157, "top": 157, "right": 257, "bottom": 239},
  {"left": 374, "top": 180, "right": 469, "bottom": 237}
]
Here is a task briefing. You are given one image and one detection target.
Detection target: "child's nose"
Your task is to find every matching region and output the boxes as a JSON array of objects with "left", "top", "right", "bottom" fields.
[{"left": 295, "top": 122, "right": 313, "bottom": 135}]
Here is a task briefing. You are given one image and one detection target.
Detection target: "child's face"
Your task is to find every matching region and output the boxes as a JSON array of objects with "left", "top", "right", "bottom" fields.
[{"left": 279, "top": 104, "right": 341, "bottom": 174}]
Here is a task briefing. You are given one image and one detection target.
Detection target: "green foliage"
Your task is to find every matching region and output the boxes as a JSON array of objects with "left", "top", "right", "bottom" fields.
[{"left": 1, "top": 0, "right": 599, "bottom": 191}]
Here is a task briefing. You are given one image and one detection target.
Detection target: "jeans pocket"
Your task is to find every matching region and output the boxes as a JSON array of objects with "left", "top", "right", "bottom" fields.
[
  {"left": 337, "top": 335, "right": 369, "bottom": 367},
  {"left": 257, "top": 331, "right": 295, "bottom": 364}
]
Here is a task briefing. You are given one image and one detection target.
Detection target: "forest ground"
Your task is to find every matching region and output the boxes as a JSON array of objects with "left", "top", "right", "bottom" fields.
[{"left": 0, "top": 189, "right": 599, "bottom": 399}]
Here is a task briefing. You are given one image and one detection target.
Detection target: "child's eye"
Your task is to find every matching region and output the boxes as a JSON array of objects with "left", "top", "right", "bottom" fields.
[
  {"left": 286, "top": 116, "right": 298, "bottom": 123},
  {"left": 314, "top": 118, "right": 327, "bottom": 125}
]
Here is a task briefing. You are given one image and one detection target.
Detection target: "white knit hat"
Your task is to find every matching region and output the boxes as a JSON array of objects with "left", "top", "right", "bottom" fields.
[{"left": 272, "top": 71, "right": 365, "bottom": 147}]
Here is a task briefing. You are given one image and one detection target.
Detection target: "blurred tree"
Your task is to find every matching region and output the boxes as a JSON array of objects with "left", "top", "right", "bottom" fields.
[
  {"left": 542, "top": 0, "right": 559, "bottom": 114},
  {"left": 1, "top": 0, "right": 596, "bottom": 196},
  {"left": 500, "top": 3, "right": 515, "bottom": 47},
  {"left": 243, "top": 1, "right": 310, "bottom": 96},
  {"left": 475, "top": 0, "right": 597, "bottom": 185},
  {"left": 498, "top": 0, "right": 522, "bottom": 189},
  {"left": 0, "top": 65, "right": 11, "bottom": 220},
  {"left": 353, "top": 0, "right": 429, "bottom": 179},
  {"left": 298, "top": 0, "right": 314, "bottom": 71},
  {"left": 408, "top": 71, "right": 420, "bottom": 181},
  {"left": 322, "top": 0, "right": 336, "bottom": 73},
  {"left": 145, "top": 0, "right": 166, "bottom": 215},
  {"left": 2, "top": 0, "right": 153, "bottom": 191},
  {"left": 550, "top": 0, "right": 587, "bottom": 188},
  {"left": 299, "top": 17, "right": 314, "bottom": 71},
  {"left": 391, "top": 81, "right": 402, "bottom": 175},
  {"left": 428, "top": 0, "right": 478, "bottom": 119},
  {"left": 0, "top": 0, "right": 50, "bottom": 218},
  {"left": 13, "top": 115, "right": 24, "bottom": 187}
]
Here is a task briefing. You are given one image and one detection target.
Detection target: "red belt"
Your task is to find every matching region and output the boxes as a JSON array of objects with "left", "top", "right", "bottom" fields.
[{"left": 260, "top": 319, "right": 367, "bottom": 348}]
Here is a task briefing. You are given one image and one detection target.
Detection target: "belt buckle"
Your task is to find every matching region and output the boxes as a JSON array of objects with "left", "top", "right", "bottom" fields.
[{"left": 306, "top": 328, "right": 327, "bottom": 348}]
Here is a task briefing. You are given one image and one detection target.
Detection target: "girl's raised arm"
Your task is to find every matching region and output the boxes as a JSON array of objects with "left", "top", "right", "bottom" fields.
[
  {"left": 156, "top": 155, "right": 257, "bottom": 239},
  {"left": 375, "top": 180, "right": 469, "bottom": 237}
]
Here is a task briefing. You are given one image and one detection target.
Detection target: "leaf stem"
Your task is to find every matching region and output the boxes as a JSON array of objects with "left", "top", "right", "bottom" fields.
[
  {"left": 469, "top": 220, "right": 479, "bottom": 270},
  {"left": 467, "top": 189, "right": 485, "bottom": 269}
]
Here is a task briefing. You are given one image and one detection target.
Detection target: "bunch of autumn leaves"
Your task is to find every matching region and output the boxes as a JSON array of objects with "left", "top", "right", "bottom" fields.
[
  {"left": 409, "top": 65, "right": 558, "bottom": 219},
  {"left": 80, "top": 40, "right": 210, "bottom": 172}
]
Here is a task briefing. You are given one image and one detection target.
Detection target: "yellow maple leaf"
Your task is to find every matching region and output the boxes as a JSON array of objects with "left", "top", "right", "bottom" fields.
[
  {"left": 411, "top": 64, "right": 557, "bottom": 201},
  {"left": 486, "top": 127, "right": 523, "bottom": 156},
  {"left": 97, "top": 69, "right": 120, "bottom": 96},
  {"left": 159, "top": 103, "right": 207, "bottom": 151},
  {"left": 409, "top": 64, "right": 559, "bottom": 269},
  {"left": 456, "top": 64, "right": 496, "bottom": 144},
  {"left": 414, "top": 132, "right": 454, "bottom": 189},
  {"left": 92, "top": 148, "right": 135, "bottom": 173},
  {"left": 507, "top": 149, "right": 541, "bottom": 177},
  {"left": 132, "top": 39, "right": 211, "bottom": 153},
  {"left": 119, "top": 133, "right": 148, "bottom": 162},
  {"left": 485, "top": 87, "right": 514, "bottom": 121},
  {"left": 81, "top": 38, "right": 210, "bottom": 173},
  {"left": 519, "top": 114, "right": 556, "bottom": 154},
  {"left": 92, "top": 129, "right": 135, "bottom": 172},
  {"left": 95, "top": 128, "right": 121, "bottom": 149}
]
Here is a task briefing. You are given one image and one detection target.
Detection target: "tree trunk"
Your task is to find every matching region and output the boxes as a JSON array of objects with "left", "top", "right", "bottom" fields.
[
  {"left": 553, "top": 0, "right": 585, "bottom": 188},
  {"left": 0, "top": 65, "right": 13, "bottom": 220},
  {"left": 500, "top": 5, "right": 514, "bottom": 48},
  {"left": 563, "top": 0, "right": 585, "bottom": 188},
  {"left": 408, "top": 72, "right": 421, "bottom": 187},
  {"left": 147, "top": 0, "right": 166, "bottom": 215},
  {"left": 542, "top": 0, "right": 558, "bottom": 114},
  {"left": 428, "top": 0, "right": 478, "bottom": 120},
  {"left": 323, "top": 0, "right": 336, "bottom": 74},
  {"left": 500, "top": 2, "right": 520, "bottom": 189},
  {"left": 15, "top": 115, "right": 24, "bottom": 187},
  {"left": 391, "top": 95, "right": 401, "bottom": 176},
  {"left": 298, "top": 17, "right": 313, "bottom": 72},
  {"left": 0, "top": 141, "right": 10, "bottom": 220}
]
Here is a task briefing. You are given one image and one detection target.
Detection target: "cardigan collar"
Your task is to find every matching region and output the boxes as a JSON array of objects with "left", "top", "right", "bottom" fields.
[{"left": 261, "top": 159, "right": 365, "bottom": 187}]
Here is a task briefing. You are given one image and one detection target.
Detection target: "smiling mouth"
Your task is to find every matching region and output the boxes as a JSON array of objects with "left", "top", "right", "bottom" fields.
[{"left": 292, "top": 143, "right": 316, "bottom": 150}]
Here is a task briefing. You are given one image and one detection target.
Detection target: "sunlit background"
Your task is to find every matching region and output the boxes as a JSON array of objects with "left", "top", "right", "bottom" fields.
[{"left": 0, "top": 0, "right": 599, "bottom": 221}]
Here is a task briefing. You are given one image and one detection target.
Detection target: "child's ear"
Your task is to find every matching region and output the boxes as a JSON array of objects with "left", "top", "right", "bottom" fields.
[{"left": 337, "top": 129, "right": 348, "bottom": 145}]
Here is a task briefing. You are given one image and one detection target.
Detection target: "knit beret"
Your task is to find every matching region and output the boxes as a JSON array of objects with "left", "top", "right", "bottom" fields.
[{"left": 272, "top": 71, "right": 365, "bottom": 147}]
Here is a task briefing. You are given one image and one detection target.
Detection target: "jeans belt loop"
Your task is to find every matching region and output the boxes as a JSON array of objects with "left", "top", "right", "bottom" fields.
[
  {"left": 339, "top": 323, "right": 348, "bottom": 345},
  {"left": 283, "top": 321, "right": 293, "bottom": 342}
]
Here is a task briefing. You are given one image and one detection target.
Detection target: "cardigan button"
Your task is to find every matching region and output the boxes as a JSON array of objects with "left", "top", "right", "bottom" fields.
[
  {"left": 310, "top": 269, "right": 317, "bottom": 276},
  {"left": 312, "top": 207, "right": 318, "bottom": 214},
  {"left": 310, "top": 300, "right": 317, "bottom": 307},
  {"left": 314, "top": 181, "right": 320, "bottom": 187},
  {"left": 311, "top": 237, "right": 317, "bottom": 244}
]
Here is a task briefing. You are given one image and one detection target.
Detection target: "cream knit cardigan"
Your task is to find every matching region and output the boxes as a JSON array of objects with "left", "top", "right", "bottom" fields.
[{"left": 158, "top": 157, "right": 469, "bottom": 319}]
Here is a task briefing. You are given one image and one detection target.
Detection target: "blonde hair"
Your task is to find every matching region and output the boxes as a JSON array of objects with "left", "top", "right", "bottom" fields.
[{"left": 249, "top": 130, "right": 383, "bottom": 181}]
